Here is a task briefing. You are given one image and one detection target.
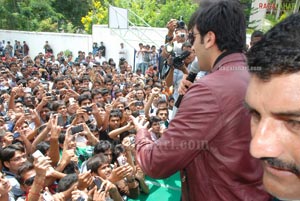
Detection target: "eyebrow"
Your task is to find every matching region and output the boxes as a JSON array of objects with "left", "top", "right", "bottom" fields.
[
  {"left": 272, "top": 111, "right": 300, "bottom": 118},
  {"left": 243, "top": 101, "right": 253, "bottom": 111},
  {"left": 244, "top": 101, "right": 300, "bottom": 118}
]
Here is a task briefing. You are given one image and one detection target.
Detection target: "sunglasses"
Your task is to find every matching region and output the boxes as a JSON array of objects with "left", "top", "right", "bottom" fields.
[
  {"left": 23, "top": 176, "right": 35, "bottom": 186},
  {"left": 188, "top": 32, "right": 201, "bottom": 45}
]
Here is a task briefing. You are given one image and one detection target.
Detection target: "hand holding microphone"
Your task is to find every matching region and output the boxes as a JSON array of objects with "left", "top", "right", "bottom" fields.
[{"left": 175, "top": 59, "right": 200, "bottom": 108}]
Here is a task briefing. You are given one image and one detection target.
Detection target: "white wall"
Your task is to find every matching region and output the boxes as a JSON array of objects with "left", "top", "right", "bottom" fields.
[
  {"left": 92, "top": 25, "right": 167, "bottom": 68},
  {"left": 0, "top": 26, "right": 167, "bottom": 69},
  {"left": 0, "top": 30, "right": 93, "bottom": 59}
]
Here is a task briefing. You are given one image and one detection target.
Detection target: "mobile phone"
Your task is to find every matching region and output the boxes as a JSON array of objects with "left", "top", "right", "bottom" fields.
[
  {"left": 57, "top": 114, "right": 64, "bottom": 127},
  {"left": 24, "top": 108, "right": 30, "bottom": 115},
  {"left": 139, "top": 110, "right": 145, "bottom": 116},
  {"left": 94, "top": 177, "right": 102, "bottom": 190},
  {"left": 42, "top": 191, "right": 54, "bottom": 201},
  {"left": 77, "top": 197, "right": 85, "bottom": 201},
  {"left": 13, "top": 132, "right": 20, "bottom": 139},
  {"left": 4, "top": 116, "right": 10, "bottom": 121},
  {"left": 32, "top": 150, "right": 44, "bottom": 159},
  {"left": 69, "top": 97, "right": 75, "bottom": 105},
  {"left": 129, "top": 135, "right": 135, "bottom": 144},
  {"left": 117, "top": 155, "right": 127, "bottom": 166},
  {"left": 160, "top": 121, "right": 166, "bottom": 129},
  {"left": 24, "top": 87, "right": 31, "bottom": 93},
  {"left": 71, "top": 125, "right": 84, "bottom": 135}
]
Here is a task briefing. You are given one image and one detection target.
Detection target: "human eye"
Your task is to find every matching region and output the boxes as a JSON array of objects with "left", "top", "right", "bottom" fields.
[
  {"left": 285, "top": 119, "right": 300, "bottom": 132},
  {"left": 248, "top": 109, "right": 261, "bottom": 124}
]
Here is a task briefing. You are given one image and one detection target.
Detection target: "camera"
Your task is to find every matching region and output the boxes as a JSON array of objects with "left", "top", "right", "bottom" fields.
[
  {"left": 83, "top": 106, "right": 92, "bottom": 113},
  {"left": 176, "top": 16, "right": 185, "bottom": 30},
  {"left": 172, "top": 50, "right": 191, "bottom": 69},
  {"left": 46, "top": 92, "right": 56, "bottom": 101},
  {"left": 71, "top": 125, "right": 84, "bottom": 135},
  {"left": 179, "top": 33, "right": 186, "bottom": 38}
]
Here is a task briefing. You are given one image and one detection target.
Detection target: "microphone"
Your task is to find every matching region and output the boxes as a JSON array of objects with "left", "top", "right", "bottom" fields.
[{"left": 174, "top": 60, "right": 199, "bottom": 108}]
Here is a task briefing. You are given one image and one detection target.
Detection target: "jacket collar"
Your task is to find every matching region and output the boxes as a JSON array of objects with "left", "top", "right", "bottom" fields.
[{"left": 211, "top": 53, "right": 247, "bottom": 73}]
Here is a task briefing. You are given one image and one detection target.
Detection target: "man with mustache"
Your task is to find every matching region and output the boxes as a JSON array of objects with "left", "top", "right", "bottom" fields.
[{"left": 245, "top": 13, "right": 300, "bottom": 200}]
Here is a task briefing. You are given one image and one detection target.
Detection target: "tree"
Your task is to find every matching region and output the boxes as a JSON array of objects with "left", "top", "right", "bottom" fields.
[
  {"left": 81, "top": 0, "right": 198, "bottom": 33},
  {"left": 0, "top": 0, "right": 63, "bottom": 31},
  {"left": 81, "top": 0, "right": 108, "bottom": 34},
  {"left": 53, "top": 0, "right": 92, "bottom": 30}
]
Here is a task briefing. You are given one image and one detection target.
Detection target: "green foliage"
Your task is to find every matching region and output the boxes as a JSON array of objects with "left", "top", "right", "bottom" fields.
[
  {"left": 0, "top": 0, "right": 63, "bottom": 31},
  {"left": 80, "top": 0, "right": 198, "bottom": 33},
  {"left": 53, "top": 0, "right": 92, "bottom": 29},
  {"left": 81, "top": 0, "right": 108, "bottom": 34},
  {"left": 64, "top": 49, "right": 73, "bottom": 57},
  {"left": 156, "top": 0, "right": 198, "bottom": 27}
]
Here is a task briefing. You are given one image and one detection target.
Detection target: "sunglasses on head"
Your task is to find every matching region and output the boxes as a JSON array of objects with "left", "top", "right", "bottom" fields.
[{"left": 23, "top": 176, "right": 35, "bottom": 186}]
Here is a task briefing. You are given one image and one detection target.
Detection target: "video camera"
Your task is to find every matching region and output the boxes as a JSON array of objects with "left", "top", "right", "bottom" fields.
[
  {"left": 164, "top": 44, "right": 191, "bottom": 69},
  {"left": 176, "top": 16, "right": 186, "bottom": 31},
  {"left": 172, "top": 50, "right": 191, "bottom": 69}
]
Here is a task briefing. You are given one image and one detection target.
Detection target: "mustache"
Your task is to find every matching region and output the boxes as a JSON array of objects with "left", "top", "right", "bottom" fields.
[{"left": 261, "top": 157, "right": 300, "bottom": 176}]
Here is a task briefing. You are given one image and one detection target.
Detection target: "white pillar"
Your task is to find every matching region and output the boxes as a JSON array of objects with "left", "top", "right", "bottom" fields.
[{"left": 249, "top": 0, "right": 268, "bottom": 30}]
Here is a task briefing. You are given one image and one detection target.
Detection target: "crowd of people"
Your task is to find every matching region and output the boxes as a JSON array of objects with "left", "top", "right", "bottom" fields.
[
  {"left": 0, "top": 28, "right": 176, "bottom": 201},
  {"left": 0, "top": 43, "right": 179, "bottom": 200},
  {"left": 1, "top": 0, "right": 300, "bottom": 201}
]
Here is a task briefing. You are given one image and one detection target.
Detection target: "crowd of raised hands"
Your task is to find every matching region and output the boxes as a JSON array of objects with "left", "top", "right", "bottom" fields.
[{"left": 0, "top": 47, "right": 173, "bottom": 201}]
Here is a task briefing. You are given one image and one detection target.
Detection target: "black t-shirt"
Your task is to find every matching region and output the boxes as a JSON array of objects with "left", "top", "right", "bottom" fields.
[{"left": 99, "top": 127, "right": 129, "bottom": 145}]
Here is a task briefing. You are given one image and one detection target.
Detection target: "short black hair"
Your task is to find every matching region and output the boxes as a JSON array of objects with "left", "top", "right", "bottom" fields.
[
  {"left": 16, "top": 161, "right": 34, "bottom": 185},
  {"left": 251, "top": 30, "right": 264, "bottom": 40},
  {"left": 0, "top": 144, "right": 25, "bottom": 168},
  {"left": 86, "top": 153, "right": 109, "bottom": 174},
  {"left": 77, "top": 94, "right": 92, "bottom": 106},
  {"left": 35, "top": 141, "right": 50, "bottom": 155},
  {"left": 247, "top": 14, "right": 300, "bottom": 80},
  {"left": 58, "top": 173, "right": 78, "bottom": 192},
  {"left": 94, "top": 140, "right": 113, "bottom": 155},
  {"left": 192, "top": 0, "right": 246, "bottom": 52},
  {"left": 149, "top": 116, "right": 161, "bottom": 127}
]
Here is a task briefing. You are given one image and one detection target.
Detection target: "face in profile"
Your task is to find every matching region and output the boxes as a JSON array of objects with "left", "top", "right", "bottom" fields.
[{"left": 245, "top": 74, "right": 300, "bottom": 200}]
